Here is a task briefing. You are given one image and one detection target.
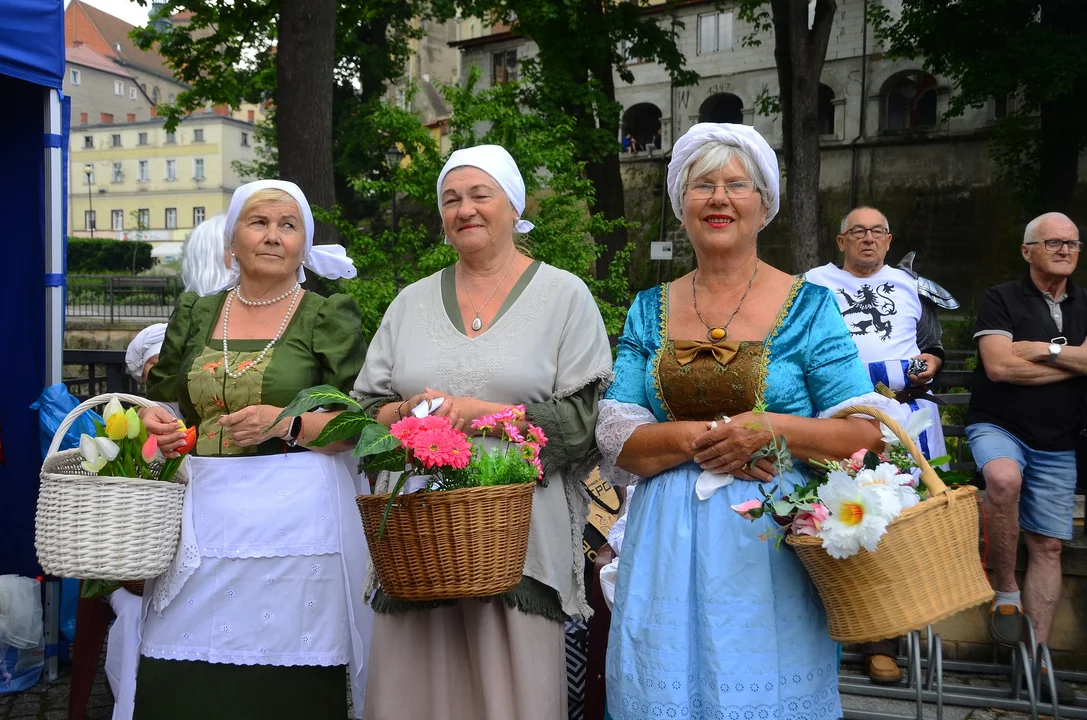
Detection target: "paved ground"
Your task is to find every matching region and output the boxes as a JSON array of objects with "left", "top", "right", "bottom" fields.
[{"left": 1, "top": 654, "right": 1080, "bottom": 719}]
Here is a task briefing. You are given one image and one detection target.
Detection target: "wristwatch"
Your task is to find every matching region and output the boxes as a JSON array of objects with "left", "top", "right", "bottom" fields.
[
  {"left": 283, "top": 415, "right": 303, "bottom": 446},
  {"left": 1048, "top": 336, "right": 1068, "bottom": 365}
]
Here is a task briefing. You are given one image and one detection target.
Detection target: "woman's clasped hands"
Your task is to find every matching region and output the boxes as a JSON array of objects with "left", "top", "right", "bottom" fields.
[{"left": 690, "top": 410, "right": 777, "bottom": 482}]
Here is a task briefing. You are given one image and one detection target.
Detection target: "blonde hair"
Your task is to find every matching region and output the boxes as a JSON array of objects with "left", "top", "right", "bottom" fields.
[{"left": 230, "top": 189, "right": 304, "bottom": 247}]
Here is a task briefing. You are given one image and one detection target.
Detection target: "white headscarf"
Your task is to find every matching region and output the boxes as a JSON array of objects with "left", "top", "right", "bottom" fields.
[
  {"left": 666, "top": 122, "right": 780, "bottom": 225},
  {"left": 221, "top": 179, "right": 357, "bottom": 289},
  {"left": 181, "top": 214, "right": 230, "bottom": 296},
  {"left": 125, "top": 323, "right": 167, "bottom": 381},
  {"left": 436, "top": 145, "right": 535, "bottom": 234}
]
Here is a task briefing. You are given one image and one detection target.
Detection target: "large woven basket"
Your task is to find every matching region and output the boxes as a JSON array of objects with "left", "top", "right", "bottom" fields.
[
  {"left": 786, "top": 405, "right": 994, "bottom": 642},
  {"left": 358, "top": 481, "right": 535, "bottom": 602},
  {"left": 35, "top": 393, "right": 187, "bottom": 581}
]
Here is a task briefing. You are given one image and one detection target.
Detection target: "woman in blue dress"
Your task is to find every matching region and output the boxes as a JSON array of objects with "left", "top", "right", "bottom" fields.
[{"left": 596, "top": 123, "right": 906, "bottom": 720}]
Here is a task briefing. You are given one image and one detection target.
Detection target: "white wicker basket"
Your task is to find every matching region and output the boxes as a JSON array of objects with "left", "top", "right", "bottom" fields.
[{"left": 35, "top": 393, "right": 187, "bottom": 580}]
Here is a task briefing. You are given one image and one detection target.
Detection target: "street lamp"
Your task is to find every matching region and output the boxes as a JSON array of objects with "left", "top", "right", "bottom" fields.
[
  {"left": 385, "top": 144, "right": 402, "bottom": 234},
  {"left": 82, "top": 164, "right": 95, "bottom": 239}
]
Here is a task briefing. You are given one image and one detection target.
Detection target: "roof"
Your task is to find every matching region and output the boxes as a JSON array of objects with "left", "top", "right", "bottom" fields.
[
  {"left": 66, "top": 43, "right": 133, "bottom": 78},
  {"left": 448, "top": 30, "right": 520, "bottom": 50},
  {"left": 64, "top": 0, "right": 178, "bottom": 83}
]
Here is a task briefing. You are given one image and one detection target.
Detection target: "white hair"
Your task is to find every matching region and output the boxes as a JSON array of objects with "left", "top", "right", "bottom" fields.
[
  {"left": 841, "top": 206, "right": 891, "bottom": 234},
  {"left": 181, "top": 214, "right": 230, "bottom": 296},
  {"left": 1024, "top": 211, "right": 1078, "bottom": 244},
  {"left": 679, "top": 142, "right": 772, "bottom": 214}
]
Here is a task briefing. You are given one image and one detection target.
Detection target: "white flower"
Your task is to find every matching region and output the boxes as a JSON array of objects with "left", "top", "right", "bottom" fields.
[
  {"left": 95, "top": 437, "right": 120, "bottom": 462},
  {"left": 816, "top": 472, "right": 896, "bottom": 559},
  {"left": 881, "top": 410, "right": 932, "bottom": 447},
  {"left": 79, "top": 433, "right": 107, "bottom": 473},
  {"left": 858, "top": 463, "right": 921, "bottom": 513}
]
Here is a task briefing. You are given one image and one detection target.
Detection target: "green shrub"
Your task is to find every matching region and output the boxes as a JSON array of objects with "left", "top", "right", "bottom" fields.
[{"left": 68, "top": 239, "right": 154, "bottom": 274}]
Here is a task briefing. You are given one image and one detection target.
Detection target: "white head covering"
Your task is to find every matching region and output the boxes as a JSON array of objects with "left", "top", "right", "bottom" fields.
[
  {"left": 436, "top": 145, "right": 535, "bottom": 234},
  {"left": 221, "top": 179, "right": 357, "bottom": 289},
  {"left": 125, "top": 323, "right": 167, "bottom": 381},
  {"left": 181, "top": 214, "right": 230, "bottom": 296},
  {"left": 666, "top": 122, "right": 780, "bottom": 225}
]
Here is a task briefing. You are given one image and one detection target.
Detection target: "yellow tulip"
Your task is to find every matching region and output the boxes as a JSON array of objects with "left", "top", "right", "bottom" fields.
[
  {"left": 105, "top": 412, "right": 127, "bottom": 440},
  {"left": 125, "top": 407, "right": 141, "bottom": 439}
]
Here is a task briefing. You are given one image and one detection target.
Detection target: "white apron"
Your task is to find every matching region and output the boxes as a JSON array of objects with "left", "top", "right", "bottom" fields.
[{"left": 141, "top": 452, "right": 372, "bottom": 716}]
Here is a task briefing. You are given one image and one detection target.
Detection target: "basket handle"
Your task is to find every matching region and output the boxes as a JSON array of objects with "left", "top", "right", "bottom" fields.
[
  {"left": 46, "top": 393, "right": 166, "bottom": 458},
  {"left": 831, "top": 404, "right": 948, "bottom": 496}
]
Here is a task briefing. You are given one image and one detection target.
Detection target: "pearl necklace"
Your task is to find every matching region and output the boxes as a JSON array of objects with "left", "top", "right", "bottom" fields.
[
  {"left": 222, "top": 284, "right": 302, "bottom": 379},
  {"left": 236, "top": 282, "right": 300, "bottom": 307}
]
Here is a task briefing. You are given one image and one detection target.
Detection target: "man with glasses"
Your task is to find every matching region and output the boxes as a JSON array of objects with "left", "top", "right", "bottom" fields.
[
  {"left": 966, "top": 211, "right": 1083, "bottom": 705},
  {"left": 806, "top": 206, "right": 957, "bottom": 685}
]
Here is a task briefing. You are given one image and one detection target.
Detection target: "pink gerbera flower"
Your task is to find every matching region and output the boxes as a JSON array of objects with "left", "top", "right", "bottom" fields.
[
  {"left": 502, "top": 421, "right": 525, "bottom": 443},
  {"left": 411, "top": 429, "right": 456, "bottom": 469},
  {"left": 526, "top": 424, "right": 548, "bottom": 448},
  {"left": 471, "top": 414, "right": 498, "bottom": 432},
  {"left": 390, "top": 415, "right": 425, "bottom": 444}
]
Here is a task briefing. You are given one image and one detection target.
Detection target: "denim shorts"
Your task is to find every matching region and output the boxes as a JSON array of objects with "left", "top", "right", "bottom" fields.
[{"left": 965, "top": 422, "right": 1078, "bottom": 540}]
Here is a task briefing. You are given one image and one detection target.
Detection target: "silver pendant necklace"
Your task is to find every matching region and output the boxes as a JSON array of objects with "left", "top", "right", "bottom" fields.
[{"left": 460, "top": 256, "right": 516, "bottom": 332}]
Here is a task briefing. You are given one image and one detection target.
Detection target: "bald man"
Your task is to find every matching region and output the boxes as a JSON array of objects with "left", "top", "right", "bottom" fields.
[{"left": 966, "top": 212, "right": 1084, "bottom": 705}]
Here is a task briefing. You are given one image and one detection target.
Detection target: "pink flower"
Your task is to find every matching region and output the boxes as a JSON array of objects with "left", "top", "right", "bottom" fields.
[
  {"left": 141, "top": 434, "right": 159, "bottom": 463},
  {"left": 502, "top": 421, "right": 525, "bottom": 443},
  {"left": 391, "top": 415, "right": 426, "bottom": 444},
  {"left": 521, "top": 441, "right": 541, "bottom": 463},
  {"left": 471, "top": 415, "right": 497, "bottom": 432},
  {"left": 526, "top": 424, "right": 548, "bottom": 448},
  {"left": 411, "top": 428, "right": 459, "bottom": 469},
  {"left": 731, "top": 498, "right": 765, "bottom": 521},
  {"left": 531, "top": 457, "right": 544, "bottom": 480},
  {"left": 792, "top": 503, "right": 830, "bottom": 536},
  {"left": 493, "top": 405, "right": 526, "bottom": 424}
]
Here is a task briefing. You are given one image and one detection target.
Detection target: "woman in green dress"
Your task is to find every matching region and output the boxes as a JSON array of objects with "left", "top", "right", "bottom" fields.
[
  {"left": 352, "top": 145, "right": 614, "bottom": 720},
  {"left": 135, "top": 180, "right": 372, "bottom": 719}
]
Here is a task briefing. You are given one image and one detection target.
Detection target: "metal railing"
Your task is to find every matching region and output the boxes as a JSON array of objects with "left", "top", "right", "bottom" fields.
[
  {"left": 66, "top": 275, "right": 181, "bottom": 321},
  {"left": 62, "top": 349, "right": 139, "bottom": 400}
]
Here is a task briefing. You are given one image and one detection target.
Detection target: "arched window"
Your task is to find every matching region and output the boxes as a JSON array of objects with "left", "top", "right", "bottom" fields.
[
  {"left": 621, "top": 103, "right": 663, "bottom": 152},
  {"left": 884, "top": 72, "right": 938, "bottom": 130},
  {"left": 818, "top": 83, "right": 835, "bottom": 135},
  {"left": 698, "top": 93, "right": 743, "bottom": 124},
  {"left": 151, "top": 86, "right": 160, "bottom": 105}
]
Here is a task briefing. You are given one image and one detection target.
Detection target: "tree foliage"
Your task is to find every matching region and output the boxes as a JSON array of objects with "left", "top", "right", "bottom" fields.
[
  {"left": 870, "top": 0, "right": 1087, "bottom": 215},
  {"left": 68, "top": 239, "right": 154, "bottom": 274},
  {"left": 329, "top": 69, "right": 633, "bottom": 341}
]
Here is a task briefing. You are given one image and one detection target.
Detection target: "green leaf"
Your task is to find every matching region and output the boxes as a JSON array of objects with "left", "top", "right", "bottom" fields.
[
  {"left": 927, "top": 455, "right": 952, "bottom": 467},
  {"left": 771, "top": 499, "right": 795, "bottom": 517},
  {"left": 79, "top": 579, "right": 121, "bottom": 599},
  {"left": 271, "top": 385, "right": 362, "bottom": 428},
  {"left": 352, "top": 422, "right": 401, "bottom": 459},
  {"left": 309, "top": 412, "right": 375, "bottom": 448},
  {"left": 363, "top": 449, "right": 409, "bottom": 473},
  {"left": 934, "top": 469, "right": 974, "bottom": 486}
]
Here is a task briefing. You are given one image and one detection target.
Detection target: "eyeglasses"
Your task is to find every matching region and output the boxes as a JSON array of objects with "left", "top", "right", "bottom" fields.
[
  {"left": 1025, "top": 239, "right": 1083, "bottom": 253},
  {"left": 845, "top": 225, "right": 889, "bottom": 240},
  {"left": 685, "top": 181, "right": 758, "bottom": 200}
]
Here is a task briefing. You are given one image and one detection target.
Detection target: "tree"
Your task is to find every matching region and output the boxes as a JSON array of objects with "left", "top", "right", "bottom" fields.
[
  {"left": 871, "top": 0, "right": 1087, "bottom": 216},
  {"left": 737, "top": 0, "right": 838, "bottom": 272},
  {"left": 132, "top": 0, "right": 430, "bottom": 240},
  {"left": 453, "top": 1, "right": 697, "bottom": 278}
]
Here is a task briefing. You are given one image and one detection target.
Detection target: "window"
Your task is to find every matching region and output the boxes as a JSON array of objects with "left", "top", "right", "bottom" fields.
[
  {"left": 994, "top": 93, "right": 1017, "bottom": 120},
  {"left": 111, "top": 134, "right": 121, "bottom": 147},
  {"left": 138, "top": 132, "right": 148, "bottom": 146},
  {"left": 111, "top": 210, "right": 124, "bottom": 231},
  {"left": 80, "top": 112, "right": 88, "bottom": 124},
  {"left": 129, "top": 87, "right": 137, "bottom": 100},
  {"left": 492, "top": 50, "right": 517, "bottom": 85},
  {"left": 83, "top": 135, "right": 94, "bottom": 149},
  {"left": 193, "top": 158, "right": 205, "bottom": 180},
  {"left": 151, "top": 87, "right": 160, "bottom": 104},
  {"left": 193, "top": 129, "right": 204, "bottom": 142},
  {"left": 885, "top": 71, "right": 938, "bottom": 130},
  {"left": 137, "top": 209, "right": 150, "bottom": 229},
  {"left": 165, "top": 208, "right": 178, "bottom": 229},
  {"left": 241, "top": 132, "right": 249, "bottom": 147},
  {"left": 168, "top": 93, "right": 175, "bottom": 103},
  {"left": 137, "top": 160, "right": 149, "bottom": 182},
  {"left": 165, "top": 159, "right": 177, "bottom": 181},
  {"left": 114, "top": 80, "right": 124, "bottom": 96},
  {"left": 698, "top": 12, "right": 733, "bottom": 54},
  {"left": 193, "top": 206, "right": 206, "bottom": 225},
  {"left": 84, "top": 210, "right": 96, "bottom": 231},
  {"left": 622, "top": 39, "right": 643, "bottom": 65},
  {"left": 165, "top": 132, "right": 176, "bottom": 144},
  {"left": 111, "top": 162, "right": 123, "bottom": 183},
  {"left": 70, "top": 69, "right": 81, "bottom": 85}
]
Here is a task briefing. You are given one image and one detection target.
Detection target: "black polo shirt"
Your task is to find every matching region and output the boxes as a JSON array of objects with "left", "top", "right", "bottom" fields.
[{"left": 966, "top": 274, "right": 1087, "bottom": 451}]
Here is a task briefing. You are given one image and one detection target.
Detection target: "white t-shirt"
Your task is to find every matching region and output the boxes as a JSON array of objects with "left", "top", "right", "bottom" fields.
[{"left": 805, "top": 263, "right": 922, "bottom": 364}]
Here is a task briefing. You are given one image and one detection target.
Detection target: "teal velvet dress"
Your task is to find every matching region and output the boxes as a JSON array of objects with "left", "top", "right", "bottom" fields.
[{"left": 604, "top": 278, "right": 879, "bottom": 720}]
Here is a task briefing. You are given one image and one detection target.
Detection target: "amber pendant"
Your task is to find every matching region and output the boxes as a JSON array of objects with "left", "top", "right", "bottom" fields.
[
  {"left": 471, "top": 316, "right": 483, "bottom": 331},
  {"left": 708, "top": 327, "right": 727, "bottom": 342}
]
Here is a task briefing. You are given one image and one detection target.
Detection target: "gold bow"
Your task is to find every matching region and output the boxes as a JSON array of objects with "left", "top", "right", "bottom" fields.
[{"left": 673, "top": 339, "right": 741, "bottom": 367}]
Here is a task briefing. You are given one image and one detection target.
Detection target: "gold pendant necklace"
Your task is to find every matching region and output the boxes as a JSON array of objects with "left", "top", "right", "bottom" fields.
[{"left": 692, "top": 260, "right": 760, "bottom": 342}]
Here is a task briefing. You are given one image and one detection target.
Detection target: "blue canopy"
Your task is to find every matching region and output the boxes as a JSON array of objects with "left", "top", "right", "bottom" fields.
[{"left": 0, "top": 0, "right": 67, "bottom": 577}]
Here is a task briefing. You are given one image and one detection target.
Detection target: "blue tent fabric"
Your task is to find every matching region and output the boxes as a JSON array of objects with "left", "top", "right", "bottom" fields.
[
  {"left": 0, "top": 0, "right": 66, "bottom": 577},
  {"left": 0, "top": 0, "right": 64, "bottom": 89}
]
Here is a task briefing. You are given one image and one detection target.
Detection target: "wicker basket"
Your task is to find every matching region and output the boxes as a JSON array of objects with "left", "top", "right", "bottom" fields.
[
  {"left": 358, "top": 482, "right": 535, "bottom": 602},
  {"left": 785, "top": 405, "right": 994, "bottom": 643},
  {"left": 35, "top": 393, "right": 187, "bottom": 581}
]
